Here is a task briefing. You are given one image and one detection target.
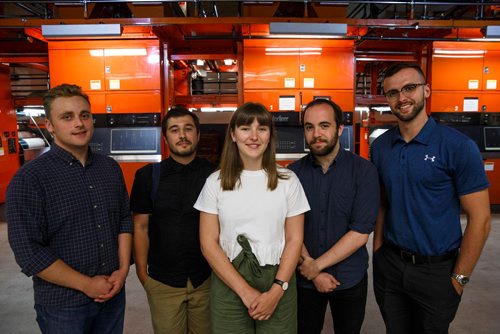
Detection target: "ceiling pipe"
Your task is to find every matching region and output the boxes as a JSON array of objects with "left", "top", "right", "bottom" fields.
[{"left": 3, "top": 1, "right": 500, "bottom": 7}]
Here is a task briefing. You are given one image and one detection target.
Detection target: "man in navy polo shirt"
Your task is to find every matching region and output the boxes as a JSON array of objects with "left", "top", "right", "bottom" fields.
[
  {"left": 371, "top": 62, "right": 491, "bottom": 334},
  {"left": 289, "top": 99, "right": 379, "bottom": 334}
]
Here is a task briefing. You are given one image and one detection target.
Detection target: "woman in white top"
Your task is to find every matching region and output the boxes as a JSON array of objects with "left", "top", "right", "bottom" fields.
[{"left": 194, "top": 102, "right": 310, "bottom": 333}]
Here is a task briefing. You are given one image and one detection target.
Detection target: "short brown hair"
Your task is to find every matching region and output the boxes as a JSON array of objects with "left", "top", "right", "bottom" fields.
[{"left": 43, "top": 84, "right": 90, "bottom": 119}]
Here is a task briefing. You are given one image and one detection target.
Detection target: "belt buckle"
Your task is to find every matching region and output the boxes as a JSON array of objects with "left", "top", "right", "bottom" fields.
[{"left": 400, "top": 250, "right": 417, "bottom": 265}]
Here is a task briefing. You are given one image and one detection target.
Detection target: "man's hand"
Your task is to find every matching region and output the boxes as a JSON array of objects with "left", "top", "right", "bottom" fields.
[
  {"left": 81, "top": 275, "right": 113, "bottom": 300},
  {"left": 136, "top": 269, "right": 149, "bottom": 286},
  {"left": 312, "top": 272, "right": 340, "bottom": 293},
  {"left": 298, "top": 257, "right": 321, "bottom": 280},
  {"left": 95, "top": 269, "right": 128, "bottom": 302},
  {"left": 451, "top": 278, "right": 464, "bottom": 295}
]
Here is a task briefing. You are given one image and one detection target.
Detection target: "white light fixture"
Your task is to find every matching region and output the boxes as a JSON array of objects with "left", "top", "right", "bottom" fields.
[
  {"left": 265, "top": 47, "right": 322, "bottom": 56},
  {"left": 196, "top": 59, "right": 204, "bottom": 66},
  {"left": 434, "top": 49, "right": 485, "bottom": 55},
  {"left": 485, "top": 26, "right": 500, "bottom": 38},
  {"left": 42, "top": 24, "right": 121, "bottom": 38},
  {"left": 269, "top": 22, "right": 347, "bottom": 39},
  {"left": 223, "top": 59, "right": 234, "bottom": 65}
]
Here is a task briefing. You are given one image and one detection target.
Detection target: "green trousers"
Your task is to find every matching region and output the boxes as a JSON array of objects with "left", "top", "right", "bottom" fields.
[{"left": 210, "top": 235, "right": 297, "bottom": 334}]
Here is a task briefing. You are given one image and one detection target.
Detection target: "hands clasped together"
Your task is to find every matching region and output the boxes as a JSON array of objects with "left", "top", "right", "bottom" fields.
[
  {"left": 299, "top": 256, "right": 340, "bottom": 293},
  {"left": 83, "top": 269, "right": 129, "bottom": 303}
]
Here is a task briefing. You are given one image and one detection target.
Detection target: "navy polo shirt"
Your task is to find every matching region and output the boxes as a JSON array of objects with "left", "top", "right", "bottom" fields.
[
  {"left": 371, "top": 117, "right": 489, "bottom": 256},
  {"left": 289, "top": 148, "right": 379, "bottom": 290}
]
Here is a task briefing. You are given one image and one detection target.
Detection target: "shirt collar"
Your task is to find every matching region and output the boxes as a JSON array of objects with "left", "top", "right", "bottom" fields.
[
  {"left": 165, "top": 155, "right": 200, "bottom": 172},
  {"left": 50, "top": 143, "right": 94, "bottom": 166},
  {"left": 391, "top": 116, "right": 436, "bottom": 146},
  {"left": 308, "top": 144, "right": 347, "bottom": 170}
]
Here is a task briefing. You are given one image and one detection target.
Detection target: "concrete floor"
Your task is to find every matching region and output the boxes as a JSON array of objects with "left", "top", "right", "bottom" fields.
[{"left": 1, "top": 205, "right": 499, "bottom": 333}]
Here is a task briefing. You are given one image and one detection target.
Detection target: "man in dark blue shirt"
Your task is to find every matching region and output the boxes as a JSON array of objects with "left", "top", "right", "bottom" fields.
[
  {"left": 371, "top": 62, "right": 490, "bottom": 334},
  {"left": 289, "top": 99, "right": 379, "bottom": 334},
  {"left": 7, "top": 84, "right": 133, "bottom": 334}
]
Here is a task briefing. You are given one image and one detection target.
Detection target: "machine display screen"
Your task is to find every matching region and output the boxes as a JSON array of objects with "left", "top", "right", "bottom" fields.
[
  {"left": 484, "top": 127, "right": 500, "bottom": 151},
  {"left": 110, "top": 128, "right": 160, "bottom": 154}
]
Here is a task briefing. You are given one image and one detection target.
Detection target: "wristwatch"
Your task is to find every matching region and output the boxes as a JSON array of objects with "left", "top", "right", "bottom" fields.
[
  {"left": 273, "top": 278, "right": 289, "bottom": 291},
  {"left": 451, "top": 273, "right": 470, "bottom": 286}
]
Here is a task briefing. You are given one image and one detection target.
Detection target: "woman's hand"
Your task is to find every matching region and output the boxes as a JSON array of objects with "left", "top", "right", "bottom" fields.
[{"left": 248, "top": 284, "right": 284, "bottom": 321}]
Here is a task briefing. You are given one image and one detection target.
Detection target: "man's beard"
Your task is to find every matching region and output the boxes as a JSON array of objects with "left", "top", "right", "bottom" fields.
[
  {"left": 392, "top": 96, "right": 425, "bottom": 122},
  {"left": 169, "top": 141, "right": 197, "bottom": 157},
  {"left": 308, "top": 132, "right": 339, "bottom": 157}
]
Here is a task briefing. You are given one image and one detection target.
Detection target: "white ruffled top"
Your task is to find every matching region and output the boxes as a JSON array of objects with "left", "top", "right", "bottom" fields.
[{"left": 194, "top": 168, "right": 310, "bottom": 266}]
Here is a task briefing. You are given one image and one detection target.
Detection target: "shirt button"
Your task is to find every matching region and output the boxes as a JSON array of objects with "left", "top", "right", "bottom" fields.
[
  {"left": 100, "top": 243, "right": 104, "bottom": 248},
  {"left": 89, "top": 185, "right": 94, "bottom": 189},
  {"left": 69, "top": 162, "right": 73, "bottom": 166},
  {"left": 97, "top": 225, "right": 101, "bottom": 228},
  {"left": 93, "top": 204, "right": 98, "bottom": 209},
  {"left": 102, "top": 263, "right": 106, "bottom": 266}
]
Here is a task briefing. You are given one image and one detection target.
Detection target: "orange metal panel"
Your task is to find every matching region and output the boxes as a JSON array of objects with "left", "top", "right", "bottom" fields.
[
  {"left": 105, "top": 91, "right": 161, "bottom": 113},
  {"left": 483, "top": 51, "right": 500, "bottom": 91},
  {"left": 118, "top": 161, "right": 150, "bottom": 196},
  {"left": 301, "top": 90, "right": 354, "bottom": 112},
  {"left": 104, "top": 44, "right": 160, "bottom": 91},
  {"left": 300, "top": 47, "right": 354, "bottom": 90},
  {"left": 0, "top": 65, "right": 20, "bottom": 204},
  {"left": 484, "top": 158, "right": 500, "bottom": 205},
  {"left": 244, "top": 90, "right": 300, "bottom": 112},
  {"left": 481, "top": 93, "right": 500, "bottom": 112},
  {"left": 87, "top": 92, "right": 106, "bottom": 113},
  {"left": 431, "top": 55, "right": 484, "bottom": 91},
  {"left": 430, "top": 91, "right": 482, "bottom": 112},
  {"left": 358, "top": 127, "right": 369, "bottom": 160},
  {"left": 244, "top": 47, "right": 299, "bottom": 90},
  {"left": 49, "top": 48, "right": 105, "bottom": 90}
]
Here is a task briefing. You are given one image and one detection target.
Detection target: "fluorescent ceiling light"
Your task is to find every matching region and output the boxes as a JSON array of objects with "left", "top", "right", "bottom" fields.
[
  {"left": 269, "top": 22, "right": 347, "bottom": 38},
  {"left": 485, "top": 26, "right": 500, "bottom": 38},
  {"left": 224, "top": 59, "right": 234, "bottom": 65},
  {"left": 42, "top": 24, "right": 121, "bottom": 38},
  {"left": 200, "top": 107, "right": 237, "bottom": 112},
  {"left": 265, "top": 47, "right": 322, "bottom": 55},
  {"left": 355, "top": 107, "right": 370, "bottom": 113},
  {"left": 196, "top": 59, "right": 204, "bottom": 66},
  {"left": 433, "top": 55, "right": 484, "bottom": 59},
  {"left": 89, "top": 49, "right": 148, "bottom": 57},
  {"left": 372, "top": 106, "right": 392, "bottom": 112},
  {"left": 265, "top": 52, "right": 321, "bottom": 56},
  {"left": 265, "top": 47, "right": 322, "bottom": 52},
  {"left": 434, "top": 50, "right": 485, "bottom": 55}
]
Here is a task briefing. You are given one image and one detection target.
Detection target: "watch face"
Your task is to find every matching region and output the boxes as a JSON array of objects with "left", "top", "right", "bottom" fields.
[
  {"left": 282, "top": 282, "right": 289, "bottom": 291},
  {"left": 460, "top": 277, "right": 470, "bottom": 285}
]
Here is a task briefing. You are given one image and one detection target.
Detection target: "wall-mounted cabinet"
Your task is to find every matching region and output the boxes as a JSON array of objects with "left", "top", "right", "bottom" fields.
[
  {"left": 244, "top": 46, "right": 353, "bottom": 90},
  {"left": 243, "top": 39, "right": 355, "bottom": 112},
  {"left": 430, "top": 42, "right": 500, "bottom": 112},
  {"left": 48, "top": 39, "right": 161, "bottom": 114}
]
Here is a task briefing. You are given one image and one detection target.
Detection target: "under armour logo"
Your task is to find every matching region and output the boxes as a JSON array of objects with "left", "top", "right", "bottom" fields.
[{"left": 424, "top": 154, "right": 436, "bottom": 162}]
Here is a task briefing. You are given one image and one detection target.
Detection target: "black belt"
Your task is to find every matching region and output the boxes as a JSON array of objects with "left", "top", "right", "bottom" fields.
[{"left": 385, "top": 242, "right": 457, "bottom": 265}]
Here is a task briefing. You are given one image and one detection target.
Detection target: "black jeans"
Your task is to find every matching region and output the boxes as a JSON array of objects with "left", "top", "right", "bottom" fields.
[
  {"left": 297, "top": 273, "right": 367, "bottom": 334},
  {"left": 373, "top": 244, "right": 461, "bottom": 334}
]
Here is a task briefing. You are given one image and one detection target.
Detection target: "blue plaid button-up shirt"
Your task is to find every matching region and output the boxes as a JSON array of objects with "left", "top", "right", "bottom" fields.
[{"left": 6, "top": 144, "right": 133, "bottom": 307}]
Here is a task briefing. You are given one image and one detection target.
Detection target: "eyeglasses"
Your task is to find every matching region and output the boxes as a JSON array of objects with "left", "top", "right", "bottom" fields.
[{"left": 384, "top": 83, "right": 427, "bottom": 101}]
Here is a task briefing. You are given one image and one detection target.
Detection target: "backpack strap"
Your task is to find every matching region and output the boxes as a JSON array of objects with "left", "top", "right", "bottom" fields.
[{"left": 150, "top": 162, "right": 161, "bottom": 205}]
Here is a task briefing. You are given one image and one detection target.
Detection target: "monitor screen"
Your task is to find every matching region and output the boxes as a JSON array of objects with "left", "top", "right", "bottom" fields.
[
  {"left": 110, "top": 128, "right": 160, "bottom": 154},
  {"left": 484, "top": 127, "right": 500, "bottom": 151}
]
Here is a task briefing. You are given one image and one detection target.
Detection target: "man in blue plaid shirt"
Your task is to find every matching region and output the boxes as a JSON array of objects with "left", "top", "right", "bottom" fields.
[{"left": 6, "top": 84, "right": 133, "bottom": 334}]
